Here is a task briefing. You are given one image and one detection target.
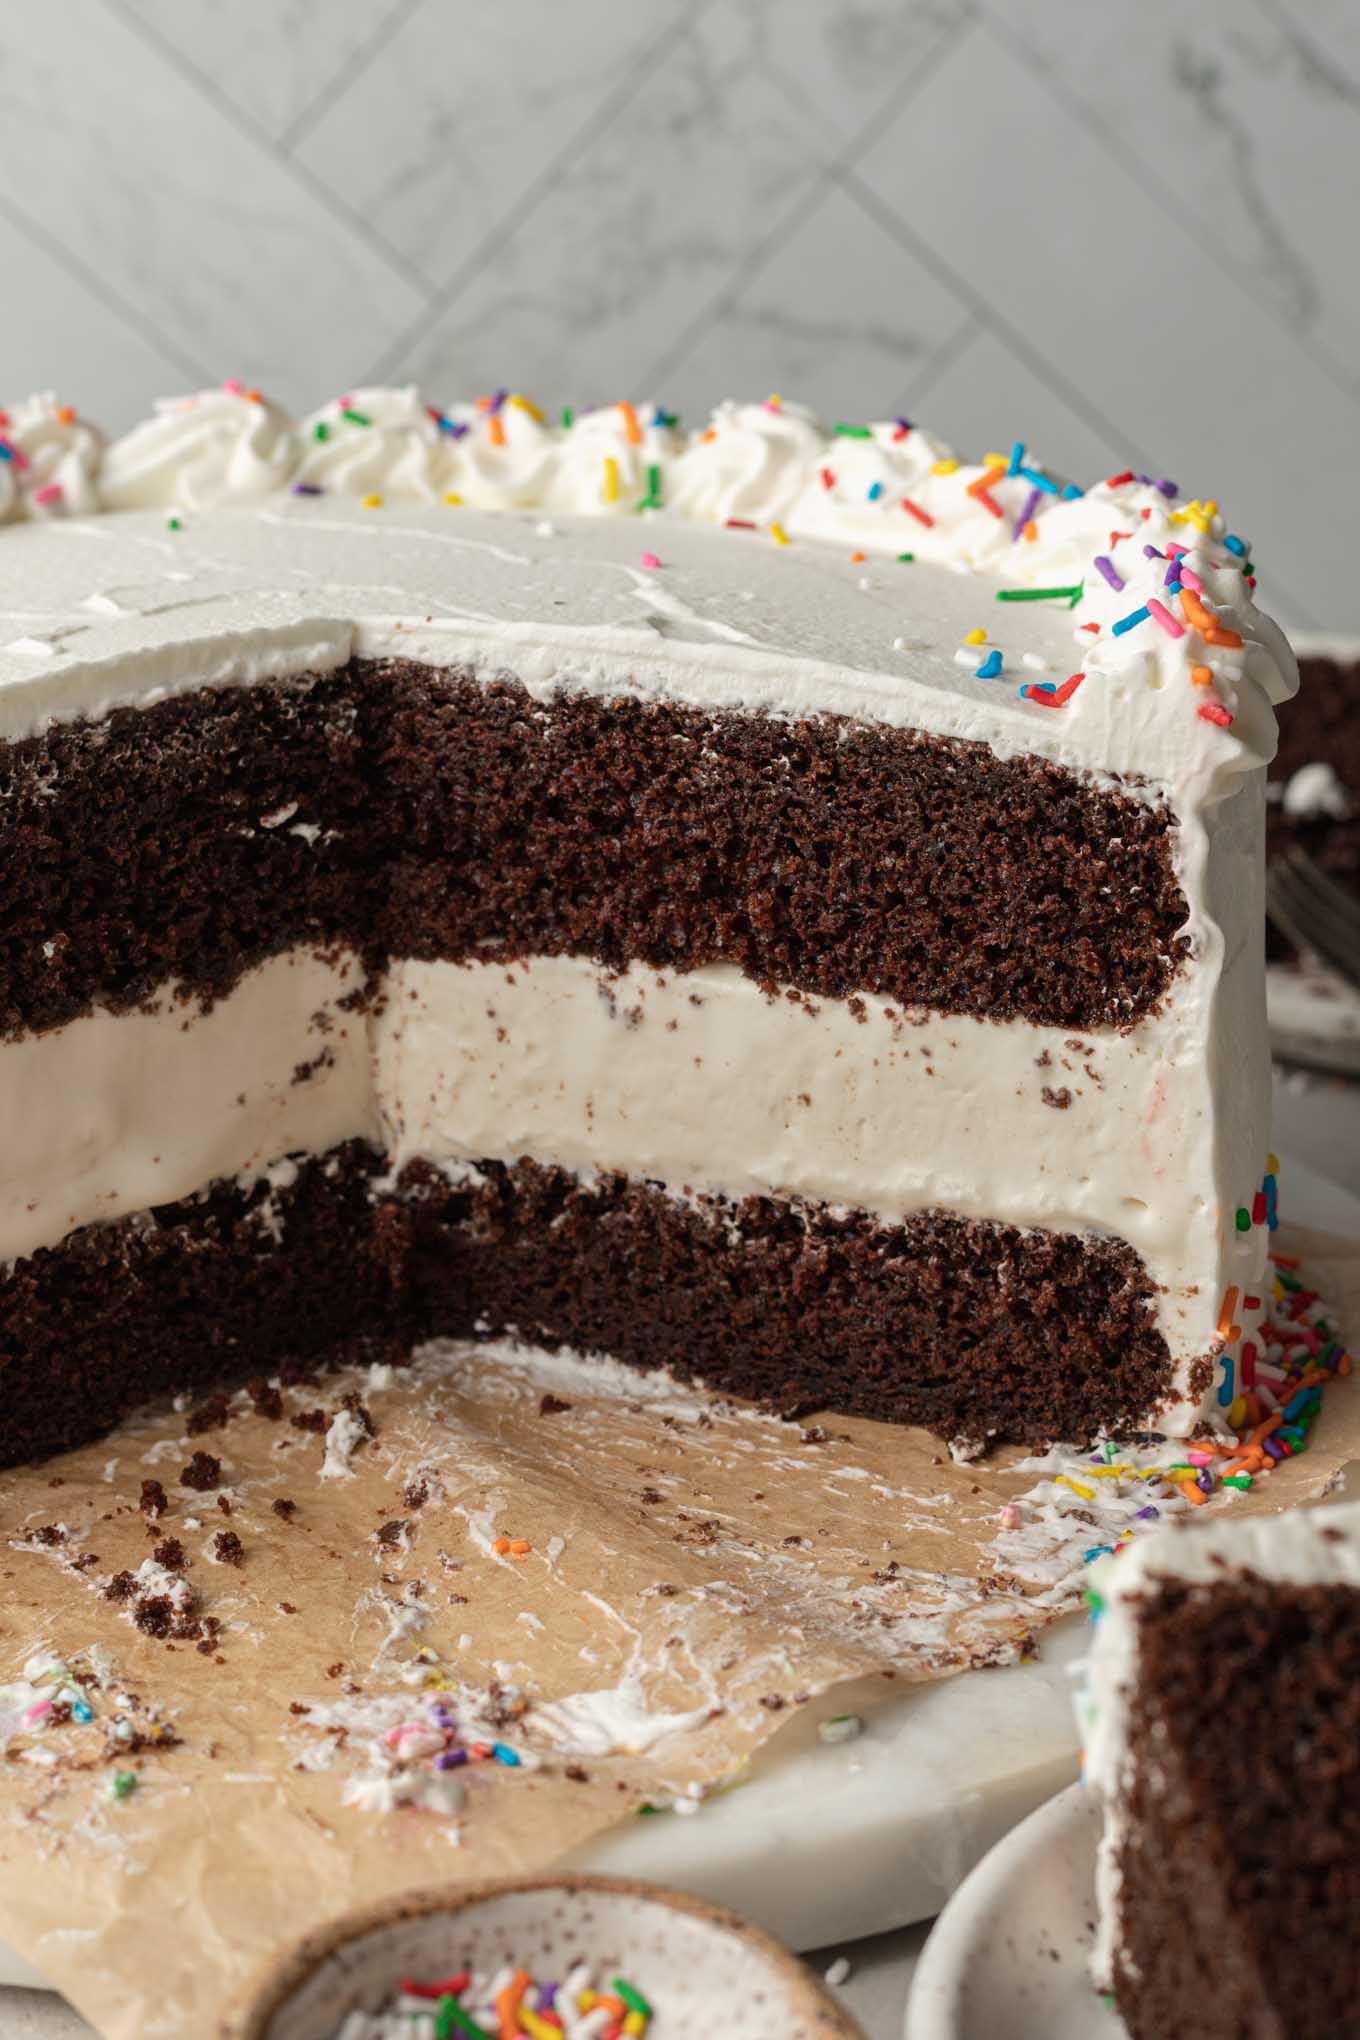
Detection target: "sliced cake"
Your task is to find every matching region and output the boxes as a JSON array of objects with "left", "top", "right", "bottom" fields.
[{"left": 0, "top": 388, "right": 1296, "bottom": 1463}]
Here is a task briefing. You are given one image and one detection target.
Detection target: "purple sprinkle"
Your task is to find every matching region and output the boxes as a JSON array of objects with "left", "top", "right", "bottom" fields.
[
  {"left": 894, "top": 417, "right": 912, "bottom": 433},
  {"left": 292, "top": 482, "right": 323, "bottom": 495},
  {"left": 434, "top": 1747, "right": 469, "bottom": 1771},
  {"left": 1263, "top": 1436, "right": 1285, "bottom": 1462},
  {"left": 1012, "top": 485, "right": 1040, "bottom": 542},
  {"left": 1196, "top": 1468, "right": 1214, "bottom": 1494},
  {"left": 1136, "top": 1505, "right": 1161, "bottom": 1521},
  {"left": 539, "top": 1985, "right": 559, "bottom": 2011},
  {"left": 1156, "top": 478, "right": 1178, "bottom": 497},
  {"left": 1142, "top": 543, "right": 1162, "bottom": 559},
  {"left": 1093, "top": 554, "right": 1125, "bottom": 591},
  {"left": 488, "top": 388, "right": 509, "bottom": 415},
  {"left": 1163, "top": 559, "right": 1181, "bottom": 586}
]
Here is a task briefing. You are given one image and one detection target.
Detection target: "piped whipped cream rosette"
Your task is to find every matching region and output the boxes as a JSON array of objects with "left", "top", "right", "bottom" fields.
[{"left": 101, "top": 381, "right": 300, "bottom": 511}]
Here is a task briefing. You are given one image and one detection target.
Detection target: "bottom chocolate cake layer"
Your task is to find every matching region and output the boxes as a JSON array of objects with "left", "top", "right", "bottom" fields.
[
  {"left": 0, "top": 1144, "right": 1176, "bottom": 1467},
  {"left": 1112, "top": 1576, "right": 1360, "bottom": 2040}
]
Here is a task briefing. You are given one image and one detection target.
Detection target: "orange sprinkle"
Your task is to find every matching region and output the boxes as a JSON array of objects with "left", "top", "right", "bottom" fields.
[
  {"left": 1180, "top": 1482, "right": 1208, "bottom": 1506},
  {"left": 851, "top": 549, "right": 866, "bottom": 562},
  {"left": 1024, "top": 520, "right": 1039, "bottom": 541},
  {"left": 491, "top": 1535, "right": 511, "bottom": 1556},
  {"left": 1190, "top": 663, "right": 1213, "bottom": 688},
  {"left": 496, "top": 1969, "right": 530, "bottom": 2040},
  {"left": 508, "top": 1538, "right": 531, "bottom": 1556},
  {"left": 55, "top": 404, "right": 76, "bottom": 425},
  {"left": 488, "top": 413, "right": 506, "bottom": 448},
  {"left": 967, "top": 462, "right": 1007, "bottom": 498},
  {"left": 618, "top": 400, "right": 642, "bottom": 446},
  {"left": 246, "top": 388, "right": 263, "bottom": 403},
  {"left": 1216, "top": 1286, "right": 1239, "bottom": 1340},
  {"left": 1205, "top": 625, "right": 1243, "bottom": 649},
  {"left": 702, "top": 427, "right": 717, "bottom": 442},
  {"left": 1341, "top": 1352, "right": 1354, "bottom": 1377}
]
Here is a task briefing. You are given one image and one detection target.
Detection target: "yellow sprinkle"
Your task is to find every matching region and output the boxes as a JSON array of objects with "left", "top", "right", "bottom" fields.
[
  {"left": 442, "top": 492, "right": 463, "bottom": 505},
  {"left": 931, "top": 457, "right": 960, "bottom": 475},
  {"left": 361, "top": 493, "right": 383, "bottom": 509},
  {"left": 577, "top": 1992, "right": 598, "bottom": 2013},
  {"left": 1267, "top": 1151, "right": 1279, "bottom": 1173},
  {"left": 622, "top": 2016, "right": 647, "bottom": 2038},
  {"left": 1202, "top": 499, "right": 1218, "bottom": 516},
  {"left": 1055, "top": 1475, "right": 1095, "bottom": 1500},
  {"left": 520, "top": 2013, "right": 563, "bottom": 2040},
  {"left": 509, "top": 393, "right": 544, "bottom": 422},
  {"left": 963, "top": 626, "right": 987, "bottom": 646},
  {"left": 769, "top": 521, "right": 790, "bottom": 545},
  {"left": 1229, "top": 1395, "right": 1247, "bottom": 1428},
  {"left": 603, "top": 456, "right": 620, "bottom": 504},
  {"left": 766, "top": 392, "right": 784, "bottom": 409}
]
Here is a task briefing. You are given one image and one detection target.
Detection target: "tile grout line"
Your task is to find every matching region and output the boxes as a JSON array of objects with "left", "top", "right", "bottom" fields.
[
  {"left": 979, "top": 4, "right": 1360, "bottom": 414},
  {"left": 839, "top": 159, "right": 1327, "bottom": 630},
  {"left": 361, "top": 0, "right": 717, "bottom": 385},
  {"left": 639, "top": 2, "right": 979, "bottom": 403},
  {"left": 276, "top": 0, "right": 427, "bottom": 157},
  {"left": 94, "top": 0, "right": 440, "bottom": 301},
  {"left": 0, "top": 187, "right": 211, "bottom": 398}
]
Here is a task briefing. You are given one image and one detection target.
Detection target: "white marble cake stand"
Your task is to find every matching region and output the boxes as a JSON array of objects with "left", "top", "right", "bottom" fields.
[{"left": 3, "top": 1154, "right": 1355, "bottom": 2003}]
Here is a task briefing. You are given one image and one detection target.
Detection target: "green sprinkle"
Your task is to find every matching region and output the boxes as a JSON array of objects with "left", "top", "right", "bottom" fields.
[
  {"left": 646, "top": 462, "right": 660, "bottom": 500},
  {"left": 635, "top": 1801, "right": 667, "bottom": 1816},
  {"left": 833, "top": 422, "right": 872, "bottom": 438},
  {"left": 1084, "top": 1587, "right": 1104, "bottom": 1615},
  {"left": 166, "top": 515, "right": 181, "bottom": 532},
  {"left": 1277, "top": 1268, "right": 1303, "bottom": 1293},
  {"left": 896, "top": 551, "right": 915, "bottom": 563},
  {"left": 436, "top": 1994, "right": 493, "bottom": 2040},
  {"left": 1222, "top": 1473, "right": 1253, "bottom": 1490},
  {"left": 612, "top": 1977, "right": 654, "bottom": 2020},
  {"left": 341, "top": 407, "right": 371, "bottom": 427},
  {"left": 560, "top": 406, "right": 574, "bottom": 430},
  {"left": 994, "top": 585, "right": 1083, "bottom": 602},
  {"left": 312, "top": 420, "right": 329, "bottom": 442},
  {"left": 1235, "top": 1207, "right": 1252, "bottom": 1232},
  {"left": 111, "top": 1770, "right": 137, "bottom": 1800}
]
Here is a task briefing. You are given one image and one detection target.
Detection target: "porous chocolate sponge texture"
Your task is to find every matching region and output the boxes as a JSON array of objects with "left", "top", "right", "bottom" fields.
[{"left": 0, "top": 660, "right": 1188, "bottom": 1037}]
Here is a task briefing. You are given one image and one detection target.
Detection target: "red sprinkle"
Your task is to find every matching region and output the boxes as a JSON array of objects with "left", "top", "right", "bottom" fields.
[
  {"left": 1197, "top": 700, "right": 1234, "bottom": 726},
  {"left": 820, "top": 466, "right": 835, "bottom": 491},
  {"left": 1105, "top": 471, "right": 1134, "bottom": 486},
  {"left": 400, "top": 1973, "right": 472, "bottom": 2000},
  {"left": 901, "top": 497, "right": 934, "bottom": 527}
]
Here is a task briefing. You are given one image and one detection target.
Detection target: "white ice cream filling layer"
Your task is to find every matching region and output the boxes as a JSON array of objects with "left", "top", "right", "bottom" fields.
[{"left": 0, "top": 940, "right": 1268, "bottom": 1429}]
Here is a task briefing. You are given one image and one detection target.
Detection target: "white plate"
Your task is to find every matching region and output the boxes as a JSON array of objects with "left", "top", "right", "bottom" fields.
[
  {"left": 904, "top": 1783, "right": 1110, "bottom": 2039},
  {"left": 4, "top": 1154, "right": 1356, "bottom": 1997}
]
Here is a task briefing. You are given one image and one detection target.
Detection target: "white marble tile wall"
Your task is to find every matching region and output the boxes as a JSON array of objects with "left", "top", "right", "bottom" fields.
[{"left": 0, "top": 0, "right": 1356, "bottom": 628}]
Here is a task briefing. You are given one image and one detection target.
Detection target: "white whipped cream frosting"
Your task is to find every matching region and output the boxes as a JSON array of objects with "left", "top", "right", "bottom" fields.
[
  {"left": 100, "top": 385, "right": 301, "bottom": 511},
  {"left": 0, "top": 380, "right": 1293, "bottom": 792},
  {"left": 0, "top": 394, "right": 105, "bottom": 521}
]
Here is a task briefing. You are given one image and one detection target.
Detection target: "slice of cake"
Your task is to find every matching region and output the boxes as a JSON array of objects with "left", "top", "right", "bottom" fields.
[
  {"left": 1080, "top": 1503, "right": 1360, "bottom": 2039},
  {"left": 0, "top": 388, "right": 1296, "bottom": 1464},
  {"left": 1266, "top": 635, "right": 1360, "bottom": 1062}
]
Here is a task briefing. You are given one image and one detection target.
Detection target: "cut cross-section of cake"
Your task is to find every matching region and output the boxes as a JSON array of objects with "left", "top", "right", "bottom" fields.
[
  {"left": 0, "top": 389, "right": 1296, "bottom": 1464},
  {"left": 1079, "top": 1503, "right": 1360, "bottom": 2039}
]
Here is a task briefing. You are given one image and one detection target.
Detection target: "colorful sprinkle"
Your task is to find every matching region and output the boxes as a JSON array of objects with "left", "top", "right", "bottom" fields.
[
  {"left": 1146, "top": 597, "right": 1184, "bottom": 639},
  {"left": 1092, "top": 555, "right": 1125, "bottom": 592},
  {"left": 975, "top": 649, "right": 1002, "bottom": 680},
  {"left": 1111, "top": 605, "right": 1150, "bottom": 637}
]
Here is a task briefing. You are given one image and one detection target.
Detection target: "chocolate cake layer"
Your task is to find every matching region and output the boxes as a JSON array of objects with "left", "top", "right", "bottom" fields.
[
  {"left": 0, "top": 1142, "right": 1175, "bottom": 1468},
  {"left": 1112, "top": 1575, "right": 1360, "bottom": 2040},
  {"left": 0, "top": 660, "right": 1188, "bottom": 1039}
]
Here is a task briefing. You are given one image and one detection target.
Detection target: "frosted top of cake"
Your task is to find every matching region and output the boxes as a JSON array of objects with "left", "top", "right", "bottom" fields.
[{"left": 0, "top": 385, "right": 1295, "bottom": 789}]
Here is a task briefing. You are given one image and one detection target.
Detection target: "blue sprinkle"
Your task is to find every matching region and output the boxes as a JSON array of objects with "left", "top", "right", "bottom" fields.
[
  {"left": 975, "top": 649, "right": 1002, "bottom": 680},
  {"left": 72, "top": 1700, "right": 94, "bottom": 1724},
  {"left": 491, "top": 1742, "right": 521, "bottom": 1768},
  {"left": 1017, "top": 465, "right": 1060, "bottom": 496},
  {"left": 1223, "top": 533, "right": 1246, "bottom": 556},
  {"left": 1061, "top": 483, "right": 1084, "bottom": 500},
  {"left": 1007, "top": 440, "right": 1025, "bottom": 476},
  {"left": 0, "top": 444, "right": 12, "bottom": 462},
  {"left": 1217, "top": 1353, "right": 1235, "bottom": 1408},
  {"left": 867, "top": 480, "right": 883, "bottom": 502},
  {"left": 1264, "top": 1171, "right": 1278, "bottom": 1232},
  {"left": 1111, "top": 606, "right": 1151, "bottom": 637}
]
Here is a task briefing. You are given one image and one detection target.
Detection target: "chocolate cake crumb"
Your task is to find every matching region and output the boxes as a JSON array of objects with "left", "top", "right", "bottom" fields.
[
  {"left": 271, "top": 1498, "right": 297, "bottom": 1520},
  {"left": 185, "top": 1393, "right": 229, "bottom": 1435},
  {"left": 211, "top": 1530, "right": 244, "bottom": 1567},
  {"left": 246, "top": 1379, "right": 284, "bottom": 1421},
  {"left": 402, "top": 1480, "right": 429, "bottom": 1509},
  {"left": 179, "top": 1451, "right": 222, "bottom": 1493},
  {"left": 139, "top": 1480, "right": 168, "bottom": 1519},
  {"left": 1041, "top": 1086, "right": 1073, "bottom": 1110},
  {"left": 539, "top": 1394, "right": 572, "bottom": 1416},
  {"left": 375, "top": 1520, "right": 407, "bottom": 1546},
  {"left": 290, "top": 1409, "right": 327, "bottom": 1434},
  {"left": 152, "top": 1538, "right": 185, "bottom": 1570}
]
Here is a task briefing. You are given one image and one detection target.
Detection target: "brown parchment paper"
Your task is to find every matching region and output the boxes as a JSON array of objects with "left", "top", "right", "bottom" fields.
[{"left": 0, "top": 1221, "right": 1357, "bottom": 2040}]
